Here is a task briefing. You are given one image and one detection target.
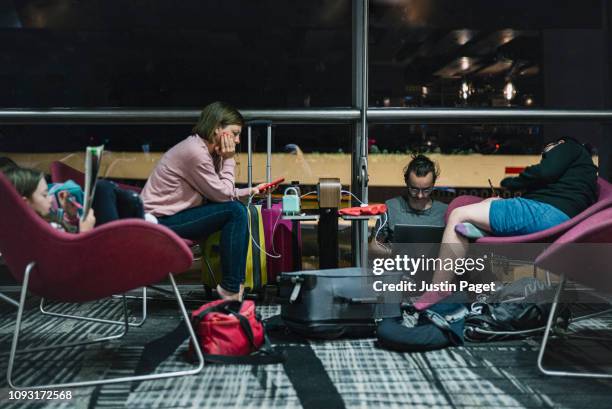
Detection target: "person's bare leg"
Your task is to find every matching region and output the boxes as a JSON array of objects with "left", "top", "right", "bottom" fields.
[
  {"left": 414, "top": 197, "right": 500, "bottom": 309},
  {"left": 432, "top": 197, "right": 499, "bottom": 283}
]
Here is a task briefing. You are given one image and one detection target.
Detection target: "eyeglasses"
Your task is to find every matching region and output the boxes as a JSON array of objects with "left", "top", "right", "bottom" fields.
[{"left": 407, "top": 186, "right": 434, "bottom": 196}]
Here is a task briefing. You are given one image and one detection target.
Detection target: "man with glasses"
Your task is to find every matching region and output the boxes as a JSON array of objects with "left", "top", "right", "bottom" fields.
[{"left": 374, "top": 154, "right": 448, "bottom": 244}]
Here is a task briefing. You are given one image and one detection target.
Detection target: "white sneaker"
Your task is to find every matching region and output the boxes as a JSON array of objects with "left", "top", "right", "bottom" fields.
[
  {"left": 144, "top": 213, "right": 158, "bottom": 224},
  {"left": 216, "top": 284, "right": 241, "bottom": 301}
]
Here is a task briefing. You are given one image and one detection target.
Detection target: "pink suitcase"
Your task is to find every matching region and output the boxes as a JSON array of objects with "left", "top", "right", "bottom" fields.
[
  {"left": 261, "top": 203, "right": 301, "bottom": 283},
  {"left": 246, "top": 120, "right": 302, "bottom": 282}
]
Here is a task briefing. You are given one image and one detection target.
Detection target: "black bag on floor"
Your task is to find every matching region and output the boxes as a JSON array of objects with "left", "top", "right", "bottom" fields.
[
  {"left": 464, "top": 298, "right": 571, "bottom": 342},
  {"left": 464, "top": 280, "right": 571, "bottom": 342},
  {"left": 278, "top": 267, "right": 403, "bottom": 339},
  {"left": 376, "top": 293, "right": 469, "bottom": 352}
]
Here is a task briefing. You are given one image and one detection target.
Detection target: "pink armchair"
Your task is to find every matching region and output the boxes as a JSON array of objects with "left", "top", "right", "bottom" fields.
[
  {"left": 0, "top": 173, "right": 204, "bottom": 389},
  {"left": 535, "top": 206, "right": 612, "bottom": 378},
  {"left": 51, "top": 160, "right": 142, "bottom": 193},
  {"left": 445, "top": 177, "right": 612, "bottom": 244}
]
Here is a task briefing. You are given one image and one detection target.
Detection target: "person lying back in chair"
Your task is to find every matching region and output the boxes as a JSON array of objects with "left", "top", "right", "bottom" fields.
[
  {"left": 413, "top": 137, "right": 598, "bottom": 311},
  {"left": 4, "top": 167, "right": 144, "bottom": 233}
]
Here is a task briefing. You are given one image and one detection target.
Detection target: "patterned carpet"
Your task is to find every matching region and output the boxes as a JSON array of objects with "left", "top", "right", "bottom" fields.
[{"left": 1, "top": 290, "right": 612, "bottom": 409}]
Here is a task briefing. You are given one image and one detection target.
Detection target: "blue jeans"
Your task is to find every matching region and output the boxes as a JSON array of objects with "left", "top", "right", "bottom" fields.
[
  {"left": 157, "top": 201, "right": 248, "bottom": 293},
  {"left": 93, "top": 180, "right": 144, "bottom": 226},
  {"left": 489, "top": 197, "right": 570, "bottom": 236}
]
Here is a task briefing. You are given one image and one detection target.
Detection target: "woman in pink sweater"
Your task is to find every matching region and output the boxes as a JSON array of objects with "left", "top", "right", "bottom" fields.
[{"left": 141, "top": 102, "right": 266, "bottom": 301}]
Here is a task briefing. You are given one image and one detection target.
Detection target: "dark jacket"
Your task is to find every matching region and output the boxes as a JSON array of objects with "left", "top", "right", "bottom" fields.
[{"left": 501, "top": 139, "right": 598, "bottom": 218}]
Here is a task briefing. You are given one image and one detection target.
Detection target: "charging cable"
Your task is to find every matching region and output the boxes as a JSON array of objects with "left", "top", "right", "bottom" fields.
[
  {"left": 300, "top": 191, "right": 317, "bottom": 199},
  {"left": 374, "top": 212, "right": 390, "bottom": 250},
  {"left": 247, "top": 192, "right": 282, "bottom": 259},
  {"left": 340, "top": 189, "right": 389, "bottom": 250},
  {"left": 341, "top": 190, "right": 365, "bottom": 206},
  {"left": 246, "top": 188, "right": 389, "bottom": 258},
  {"left": 246, "top": 189, "right": 318, "bottom": 259}
]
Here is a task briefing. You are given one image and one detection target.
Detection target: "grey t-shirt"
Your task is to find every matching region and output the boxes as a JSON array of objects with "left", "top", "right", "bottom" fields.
[{"left": 374, "top": 196, "right": 448, "bottom": 243}]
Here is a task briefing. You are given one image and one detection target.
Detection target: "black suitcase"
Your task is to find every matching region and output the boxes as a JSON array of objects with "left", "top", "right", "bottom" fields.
[{"left": 279, "top": 267, "right": 404, "bottom": 339}]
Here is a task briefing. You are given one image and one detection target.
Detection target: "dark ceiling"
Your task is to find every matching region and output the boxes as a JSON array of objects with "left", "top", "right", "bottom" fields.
[{"left": 0, "top": 0, "right": 606, "bottom": 108}]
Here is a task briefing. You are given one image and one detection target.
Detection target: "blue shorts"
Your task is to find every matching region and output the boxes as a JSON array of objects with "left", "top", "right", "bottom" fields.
[{"left": 489, "top": 198, "right": 569, "bottom": 236}]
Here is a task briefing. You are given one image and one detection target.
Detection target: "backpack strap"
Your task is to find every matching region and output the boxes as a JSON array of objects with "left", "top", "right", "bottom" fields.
[
  {"left": 191, "top": 301, "right": 242, "bottom": 345},
  {"left": 193, "top": 300, "right": 240, "bottom": 322},
  {"left": 227, "top": 309, "right": 256, "bottom": 350}
]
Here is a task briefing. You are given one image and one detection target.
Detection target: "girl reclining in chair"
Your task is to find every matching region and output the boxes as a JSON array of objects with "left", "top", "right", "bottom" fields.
[
  {"left": 414, "top": 137, "right": 598, "bottom": 310},
  {"left": 4, "top": 167, "right": 144, "bottom": 233}
]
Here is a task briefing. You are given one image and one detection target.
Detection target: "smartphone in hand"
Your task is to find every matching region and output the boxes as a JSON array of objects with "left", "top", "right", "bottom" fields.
[{"left": 258, "top": 178, "right": 285, "bottom": 192}]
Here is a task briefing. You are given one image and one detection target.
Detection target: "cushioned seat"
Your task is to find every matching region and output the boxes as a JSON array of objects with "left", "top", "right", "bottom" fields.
[
  {"left": 445, "top": 177, "right": 612, "bottom": 244},
  {"left": 0, "top": 173, "right": 204, "bottom": 389},
  {"left": 51, "top": 160, "right": 142, "bottom": 193}
]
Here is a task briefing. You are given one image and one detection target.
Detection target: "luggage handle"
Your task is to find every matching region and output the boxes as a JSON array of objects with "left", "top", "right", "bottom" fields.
[
  {"left": 289, "top": 279, "right": 303, "bottom": 303},
  {"left": 335, "top": 295, "right": 383, "bottom": 304},
  {"left": 246, "top": 119, "right": 273, "bottom": 127},
  {"left": 275, "top": 277, "right": 305, "bottom": 304},
  {"left": 245, "top": 119, "right": 273, "bottom": 208}
]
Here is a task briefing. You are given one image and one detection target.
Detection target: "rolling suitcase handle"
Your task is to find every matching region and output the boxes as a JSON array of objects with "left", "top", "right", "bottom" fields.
[
  {"left": 274, "top": 276, "right": 305, "bottom": 304},
  {"left": 245, "top": 119, "right": 273, "bottom": 209},
  {"left": 334, "top": 295, "right": 384, "bottom": 304},
  {"left": 288, "top": 277, "right": 304, "bottom": 303},
  {"left": 246, "top": 120, "right": 273, "bottom": 127}
]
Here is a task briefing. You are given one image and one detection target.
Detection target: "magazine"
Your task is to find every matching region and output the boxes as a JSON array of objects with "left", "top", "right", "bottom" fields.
[{"left": 81, "top": 145, "right": 104, "bottom": 221}]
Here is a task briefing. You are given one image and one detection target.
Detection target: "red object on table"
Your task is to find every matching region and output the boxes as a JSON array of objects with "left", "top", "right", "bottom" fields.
[{"left": 338, "top": 204, "right": 387, "bottom": 216}]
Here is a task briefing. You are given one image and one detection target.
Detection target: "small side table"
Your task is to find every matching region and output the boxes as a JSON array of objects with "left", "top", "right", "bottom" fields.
[{"left": 340, "top": 214, "right": 381, "bottom": 268}]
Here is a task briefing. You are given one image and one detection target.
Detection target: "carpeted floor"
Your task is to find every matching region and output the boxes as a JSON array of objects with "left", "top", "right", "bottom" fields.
[{"left": 1, "top": 290, "right": 612, "bottom": 409}]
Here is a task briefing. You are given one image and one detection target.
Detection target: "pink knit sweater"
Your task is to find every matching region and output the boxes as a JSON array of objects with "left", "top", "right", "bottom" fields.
[{"left": 141, "top": 135, "right": 250, "bottom": 217}]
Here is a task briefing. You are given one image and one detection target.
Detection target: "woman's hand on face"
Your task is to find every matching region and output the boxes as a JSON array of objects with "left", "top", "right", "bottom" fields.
[
  {"left": 215, "top": 131, "right": 236, "bottom": 159},
  {"left": 79, "top": 209, "right": 96, "bottom": 232}
]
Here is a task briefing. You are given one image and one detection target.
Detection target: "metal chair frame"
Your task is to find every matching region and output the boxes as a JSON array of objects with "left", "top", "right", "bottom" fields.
[
  {"left": 40, "top": 287, "right": 148, "bottom": 327},
  {"left": 37, "top": 246, "right": 211, "bottom": 327},
  {"left": 537, "top": 273, "right": 612, "bottom": 379},
  {"left": 0, "top": 290, "right": 18, "bottom": 308},
  {"left": 7, "top": 262, "right": 204, "bottom": 389}
]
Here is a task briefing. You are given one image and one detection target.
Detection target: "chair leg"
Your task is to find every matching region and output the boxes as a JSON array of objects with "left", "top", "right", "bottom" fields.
[
  {"left": 0, "top": 290, "right": 19, "bottom": 308},
  {"left": 40, "top": 287, "right": 148, "bottom": 327},
  {"left": 7, "top": 267, "right": 204, "bottom": 389},
  {"left": 7, "top": 263, "right": 129, "bottom": 381},
  {"left": 537, "top": 273, "right": 612, "bottom": 379},
  {"left": 203, "top": 255, "right": 218, "bottom": 287}
]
